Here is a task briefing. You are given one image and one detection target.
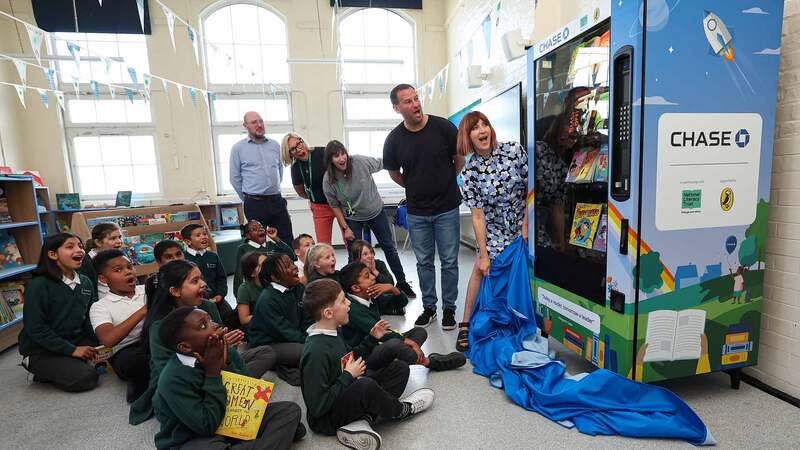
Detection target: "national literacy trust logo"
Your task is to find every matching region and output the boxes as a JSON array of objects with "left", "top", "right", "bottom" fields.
[{"left": 735, "top": 128, "right": 750, "bottom": 148}]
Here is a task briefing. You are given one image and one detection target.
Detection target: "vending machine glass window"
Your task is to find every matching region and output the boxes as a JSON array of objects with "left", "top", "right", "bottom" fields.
[{"left": 533, "top": 23, "right": 610, "bottom": 305}]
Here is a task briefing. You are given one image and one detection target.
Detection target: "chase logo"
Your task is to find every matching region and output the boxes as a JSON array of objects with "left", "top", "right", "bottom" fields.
[{"left": 735, "top": 129, "right": 750, "bottom": 148}]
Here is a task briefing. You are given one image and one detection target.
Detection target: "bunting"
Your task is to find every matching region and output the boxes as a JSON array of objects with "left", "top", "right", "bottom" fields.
[
  {"left": 136, "top": 0, "right": 146, "bottom": 32},
  {"left": 143, "top": 73, "right": 152, "bottom": 100},
  {"left": 109, "top": 84, "right": 116, "bottom": 99},
  {"left": 127, "top": 67, "right": 139, "bottom": 86},
  {"left": 176, "top": 83, "right": 184, "bottom": 105},
  {"left": 90, "top": 80, "right": 101, "bottom": 100},
  {"left": 55, "top": 90, "right": 65, "bottom": 110},
  {"left": 67, "top": 41, "right": 81, "bottom": 70},
  {"left": 163, "top": 5, "right": 176, "bottom": 51},
  {"left": 189, "top": 87, "right": 198, "bottom": 106},
  {"left": 71, "top": 74, "right": 80, "bottom": 98},
  {"left": 162, "top": 78, "right": 169, "bottom": 96},
  {"left": 24, "top": 24, "right": 44, "bottom": 65},
  {"left": 13, "top": 58, "right": 27, "bottom": 86},
  {"left": 44, "top": 68, "right": 56, "bottom": 90},
  {"left": 188, "top": 26, "right": 199, "bottom": 64},
  {"left": 36, "top": 88, "right": 49, "bottom": 108},
  {"left": 14, "top": 84, "right": 25, "bottom": 108},
  {"left": 124, "top": 87, "right": 135, "bottom": 103}
]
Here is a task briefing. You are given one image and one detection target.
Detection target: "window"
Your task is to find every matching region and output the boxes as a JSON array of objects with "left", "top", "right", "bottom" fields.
[
  {"left": 203, "top": 3, "right": 293, "bottom": 194},
  {"left": 54, "top": 32, "right": 160, "bottom": 198},
  {"left": 339, "top": 9, "right": 415, "bottom": 187}
]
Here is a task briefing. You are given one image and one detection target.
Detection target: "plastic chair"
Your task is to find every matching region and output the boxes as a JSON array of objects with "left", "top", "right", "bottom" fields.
[{"left": 393, "top": 199, "right": 411, "bottom": 251}]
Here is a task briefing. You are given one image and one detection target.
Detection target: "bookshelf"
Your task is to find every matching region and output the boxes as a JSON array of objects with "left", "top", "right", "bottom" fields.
[
  {"left": 70, "top": 204, "right": 216, "bottom": 277},
  {"left": 198, "top": 202, "right": 246, "bottom": 231},
  {"left": 0, "top": 176, "right": 44, "bottom": 352}
]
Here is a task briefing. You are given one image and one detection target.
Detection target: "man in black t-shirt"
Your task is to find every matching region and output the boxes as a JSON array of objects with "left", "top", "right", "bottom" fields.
[{"left": 383, "top": 84, "right": 465, "bottom": 331}]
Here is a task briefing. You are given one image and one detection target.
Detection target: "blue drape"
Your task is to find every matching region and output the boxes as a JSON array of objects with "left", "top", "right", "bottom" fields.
[{"left": 467, "top": 238, "right": 716, "bottom": 446}]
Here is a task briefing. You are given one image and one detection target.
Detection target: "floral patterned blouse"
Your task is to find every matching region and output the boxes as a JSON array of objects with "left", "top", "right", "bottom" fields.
[{"left": 462, "top": 141, "right": 528, "bottom": 259}]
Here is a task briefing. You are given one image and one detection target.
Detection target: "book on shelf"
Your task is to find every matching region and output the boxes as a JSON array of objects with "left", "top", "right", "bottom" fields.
[
  {"left": 565, "top": 150, "right": 587, "bottom": 183},
  {"left": 56, "top": 193, "right": 81, "bottom": 211},
  {"left": 569, "top": 203, "right": 602, "bottom": 249},
  {"left": 0, "top": 187, "right": 11, "bottom": 224},
  {"left": 592, "top": 213, "right": 608, "bottom": 252},
  {"left": 574, "top": 148, "right": 600, "bottom": 183},
  {"left": 220, "top": 207, "right": 239, "bottom": 227},
  {"left": 593, "top": 144, "right": 608, "bottom": 182},
  {"left": 0, "top": 231, "right": 25, "bottom": 270},
  {"left": 0, "top": 282, "right": 24, "bottom": 315},
  {"left": 0, "top": 295, "right": 15, "bottom": 325}
]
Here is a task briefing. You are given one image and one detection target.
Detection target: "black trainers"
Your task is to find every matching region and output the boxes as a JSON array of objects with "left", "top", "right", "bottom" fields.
[
  {"left": 396, "top": 281, "right": 417, "bottom": 298},
  {"left": 441, "top": 308, "right": 456, "bottom": 330},
  {"left": 414, "top": 308, "right": 436, "bottom": 327},
  {"left": 428, "top": 352, "right": 467, "bottom": 371}
]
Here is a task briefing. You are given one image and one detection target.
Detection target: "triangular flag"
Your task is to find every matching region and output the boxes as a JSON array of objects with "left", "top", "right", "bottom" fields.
[
  {"left": 162, "top": 78, "right": 169, "bottom": 96},
  {"left": 269, "top": 84, "right": 277, "bottom": 98},
  {"left": 13, "top": 58, "right": 27, "bottom": 86},
  {"left": 188, "top": 27, "right": 200, "bottom": 65},
  {"left": 43, "top": 68, "right": 56, "bottom": 90},
  {"left": 127, "top": 67, "right": 139, "bottom": 86},
  {"left": 143, "top": 73, "right": 152, "bottom": 100},
  {"left": 176, "top": 84, "right": 184, "bottom": 105},
  {"left": 14, "top": 85, "right": 26, "bottom": 108},
  {"left": 25, "top": 24, "right": 44, "bottom": 65},
  {"left": 36, "top": 88, "right": 49, "bottom": 108},
  {"left": 202, "top": 90, "right": 210, "bottom": 107},
  {"left": 99, "top": 0, "right": 103, "bottom": 5},
  {"left": 124, "top": 87, "right": 135, "bottom": 103},
  {"left": 441, "top": 65, "right": 449, "bottom": 96},
  {"left": 189, "top": 87, "right": 198, "bottom": 106},
  {"left": 108, "top": 84, "right": 116, "bottom": 99},
  {"left": 67, "top": 41, "right": 81, "bottom": 70},
  {"left": 136, "top": 0, "right": 145, "bottom": 32},
  {"left": 100, "top": 56, "right": 112, "bottom": 77},
  {"left": 71, "top": 74, "right": 80, "bottom": 98},
  {"left": 55, "top": 90, "right": 65, "bottom": 110},
  {"left": 90, "top": 80, "right": 101, "bottom": 100},
  {"left": 482, "top": 15, "right": 492, "bottom": 58},
  {"left": 163, "top": 6, "right": 176, "bottom": 51}
]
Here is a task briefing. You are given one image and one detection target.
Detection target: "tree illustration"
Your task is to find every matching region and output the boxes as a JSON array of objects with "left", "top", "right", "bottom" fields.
[
  {"left": 745, "top": 199, "right": 769, "bottom": 269},
  {"left": 738, "top": 234, "right": 758, "bottom": 268},
  {"left": 635, "top": 251, "right": 664, "bottom": 294}
]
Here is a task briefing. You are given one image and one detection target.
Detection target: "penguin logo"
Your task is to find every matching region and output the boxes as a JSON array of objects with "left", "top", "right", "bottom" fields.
[{"left": 720, "top": 187, "right": 734, "bottom": 212}]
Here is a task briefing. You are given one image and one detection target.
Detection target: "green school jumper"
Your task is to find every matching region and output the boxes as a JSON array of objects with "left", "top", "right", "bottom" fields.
[
  {"left": 307, "top": 270, "right": 341, "bottom": 284},
  {"left": 185, "top": 249, "right": 228, "bottom": 299},
  {"left": 129, "top": 300, "right": 226, "bottom": 425},
  {"left": 18, "top": 275, "right": 98, "bottom": 357},
  {"left": 300, "top": 327, "right": 377, "bottom": 436},
  {"left": 247, "top": 284, "right": 308, "bottom": 346},
  {"left": 77, "top": 254, "right": 99, "bottom": 298},
  {"left": 232, "top": 239, "right": 296, "bottom": 298},
  {"left": 342, "top": 295, "right": 404, "bottom": 348},
  {"left": 153, "top": 352, "right": 246, "bottom": 450},
  {"left": 373, "top": 260, "right": 408, "bottom": 314},
  {"left": 235, "top": 280, "right": 264, "bottom": 332}
]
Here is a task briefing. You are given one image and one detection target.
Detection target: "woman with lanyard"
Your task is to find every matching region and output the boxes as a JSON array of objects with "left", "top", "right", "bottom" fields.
[
  {"left": 281, "top": 132, "right": 342, "bottom": 244},
  {"left": 321, "top": 140, "right": 416, "bottom": 298}
]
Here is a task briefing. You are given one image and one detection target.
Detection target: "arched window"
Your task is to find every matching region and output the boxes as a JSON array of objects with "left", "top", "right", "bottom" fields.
[
  {"left": 203, "top": 2, "right": 292, "bottom": 194},
  {"left": 338, "top": 8, "right": 415, "bottom": 186}
]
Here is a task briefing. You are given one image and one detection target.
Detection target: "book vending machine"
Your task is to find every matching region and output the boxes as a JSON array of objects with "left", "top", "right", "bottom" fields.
[{"left": 526, "top": 0, "right": 783, "bottom": 385}]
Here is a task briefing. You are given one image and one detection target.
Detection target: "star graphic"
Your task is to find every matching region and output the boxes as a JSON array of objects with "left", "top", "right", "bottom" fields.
[{"left": 668, "top": 46, "right": 674, "bottom": 54}]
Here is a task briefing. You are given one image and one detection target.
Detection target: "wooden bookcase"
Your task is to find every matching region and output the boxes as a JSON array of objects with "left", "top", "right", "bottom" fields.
[
  {"left": 0, "top": 176, "right": 44, "bottom": 352},
  {"left": 70, "top": 204, "right": 215, "bottom": 277},
  {"left": 198, "top": 202, "right": 246, "bottom": 231}
]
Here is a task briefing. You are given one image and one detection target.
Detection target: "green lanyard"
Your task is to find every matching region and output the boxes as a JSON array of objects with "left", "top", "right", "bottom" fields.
[
  {"left": 335, "top": 177, "right": 354, "bottom": 216},
  {"left": 298, "top": 152, "right": 315, "bottom": 203}
]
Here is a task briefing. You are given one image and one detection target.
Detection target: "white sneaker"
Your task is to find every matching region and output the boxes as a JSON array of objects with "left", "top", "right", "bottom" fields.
[
  {"left": 400, "top": 388, "right": 435, "bottom": 415},
  {"left": 336, "top": 419, "right": 382, "bottom": 450}
]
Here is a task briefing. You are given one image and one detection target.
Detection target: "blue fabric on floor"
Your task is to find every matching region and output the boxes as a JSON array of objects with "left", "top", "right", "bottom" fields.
[{"left": 467, "top": 238, "right": 716, "bottom": 446}]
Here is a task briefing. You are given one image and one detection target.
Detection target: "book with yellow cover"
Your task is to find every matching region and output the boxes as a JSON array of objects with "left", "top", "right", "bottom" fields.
[
  {"left": 216, "top": 370, "right": 275, "bottom": 441},
  {"left": 569, "top": 203, "right": 602, "bottom": 249}
]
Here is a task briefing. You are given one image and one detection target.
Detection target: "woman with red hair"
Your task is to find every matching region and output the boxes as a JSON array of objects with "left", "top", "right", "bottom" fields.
[{"left": 456, "top": 111, "right": 528, "bottom": 352}]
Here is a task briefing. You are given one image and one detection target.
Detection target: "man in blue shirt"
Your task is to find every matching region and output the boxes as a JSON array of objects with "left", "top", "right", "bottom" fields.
[{"left": 229, "top": 111, "right": 294, "bottom": 243}]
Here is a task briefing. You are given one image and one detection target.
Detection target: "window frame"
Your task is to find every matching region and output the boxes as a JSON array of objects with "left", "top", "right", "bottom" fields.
[{"left": 200, "top": 1, "right": 294, "bottom": 196}]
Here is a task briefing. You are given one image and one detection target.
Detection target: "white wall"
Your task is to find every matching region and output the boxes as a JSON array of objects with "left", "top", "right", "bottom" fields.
[{"left": 0, "top": 0, "right": 447, "bottom": 242}]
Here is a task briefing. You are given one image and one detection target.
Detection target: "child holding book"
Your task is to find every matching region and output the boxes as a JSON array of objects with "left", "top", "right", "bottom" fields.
[
  {"left": 248, "top": 253, "right": 309, "bottom": 385},
  {"left": 89, "top": 249, "right": 149, "bottom": 402},
  {"left": 144, "top": 240, "right": 185, "bottom": 308},
  {"left": 300, "top": 279, "right": 434, "bottom": 449},
  {"left": 236, "top": 252, "right": 268, "bottom": 329},
  {"left": 232, "top": 219, "right": 296, "bottom": 297},
  {"left": 181, "top": 224, "right": 237, "bottom": 330},
  {"left": 339, "top": 262, "right": 466, "bottom": 372},
  {"left": 78, "top": 222, "right": 123, "bottom": 298},
  {"left": 153, "top": 306, "right": 304, "bottom": 450},
  {"left": 305, "top": 243, "right": 340, "bottom": 284},
  {"left": 350, "top": 240, "right": 408, "bottom": 315},
  {"left": 131, "top": 260, "right": 270, "bottom": 425},
  {"left": 292, "top": 233, "right": 315, "bottom": 283},
  {"left": 18, "top": 233, "right": 99, "bottom": 392}
]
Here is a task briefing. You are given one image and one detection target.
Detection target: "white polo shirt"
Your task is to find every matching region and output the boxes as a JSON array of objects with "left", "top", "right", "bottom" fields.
[{"left": 89, "top": 285, "right": 147, "bottom": 354}]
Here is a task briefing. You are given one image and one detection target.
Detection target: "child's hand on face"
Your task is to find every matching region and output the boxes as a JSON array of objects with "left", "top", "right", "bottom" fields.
[
  {"left": 369, "top": 320, "right": 391, "bottom": 339},
  {"left": 266, "top": 227, "right": 279, "bottom": 242},
  {"left": 223, "top": 328, "right": 245, "bottom": 347},
  {"left": 196, "top": 334, "right": 226, "bottom": 376},
  {"left": 366, "top": 283, "right": 398, "bottom": 298},
  {"left": 344, "top": 356, "right": 366, "bottom": 379}
]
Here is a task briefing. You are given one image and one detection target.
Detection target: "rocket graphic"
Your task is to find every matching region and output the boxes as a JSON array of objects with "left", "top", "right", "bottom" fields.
[{"left": 703, "top": 11, "right": 734, "bottom": 61}]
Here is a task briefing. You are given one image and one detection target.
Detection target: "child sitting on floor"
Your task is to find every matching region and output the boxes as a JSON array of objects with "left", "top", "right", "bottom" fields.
[
  {"left": 19, "top": 233, "right": 99, "bottom": 392},
  {"left": 349, "top": 239, "right": 408, "bottom": 315},
  {"left": 181, "top": 224, "right": 237, "bottom": 330},
  {"left": 78, "top": 222, "right": 123, "bottom": 298},
  {"left": 292, "top": 233, "right": 315, "bottom": 284},
  {"left": 339, "top": 262, "right": 466, "bottom": 372},
  {"left": 144, "top": 240, "right": 185, "bottom": 308},
  {"left": 300, "top": 279, "right": 434, "bottom": 449},
  {"left": 89, "top": 249, "right": 149, "bottom": 402},
  {"left": 233, "top": 219, "right": 296, "bottom": 297},
  {"left": 305, "top": 243, "right": 340, "bottom": 284},
  {"left": 152, "top": 306, "right": 304, "bottom": 450},
  {"left": 236, "top": 252, "right": 268, "bottom": 329}
]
